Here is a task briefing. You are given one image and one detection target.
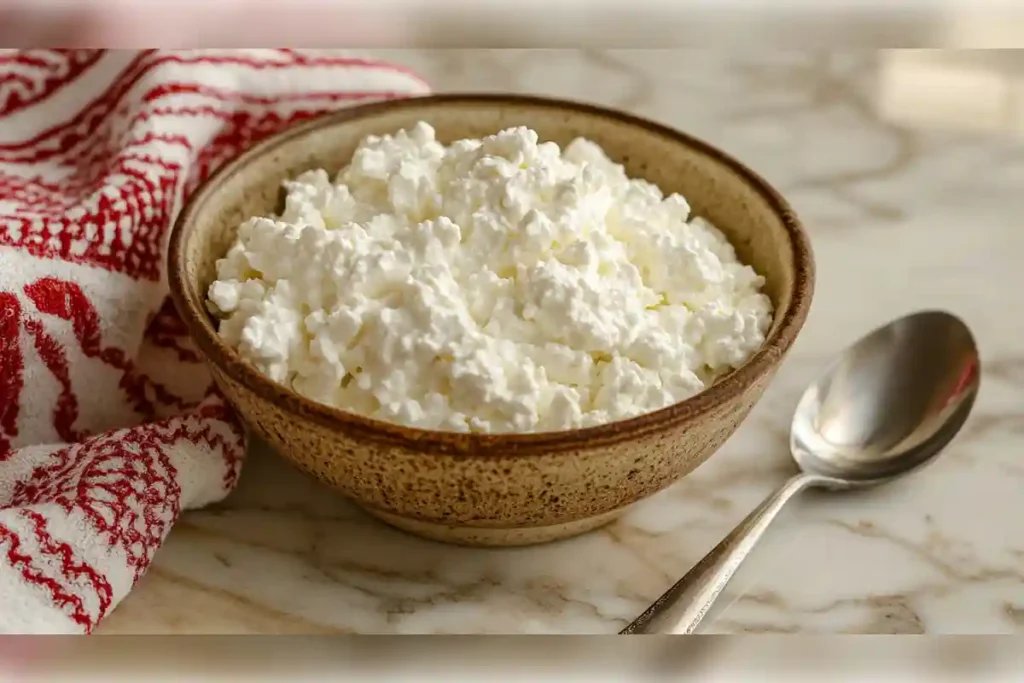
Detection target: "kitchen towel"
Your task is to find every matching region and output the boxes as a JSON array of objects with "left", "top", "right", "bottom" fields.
[{"left": 0, "top": 49, "right": 428, "bottom": 633}]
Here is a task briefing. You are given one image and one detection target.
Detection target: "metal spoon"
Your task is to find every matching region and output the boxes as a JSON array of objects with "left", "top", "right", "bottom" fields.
[{"left": 621, "top": 310, "right": 980, "bottom": 635}]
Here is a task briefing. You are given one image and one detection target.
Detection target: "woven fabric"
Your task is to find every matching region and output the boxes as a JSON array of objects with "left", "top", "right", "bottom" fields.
[{"left": 0, "top": 49, "right": 427, "bottom": 633}]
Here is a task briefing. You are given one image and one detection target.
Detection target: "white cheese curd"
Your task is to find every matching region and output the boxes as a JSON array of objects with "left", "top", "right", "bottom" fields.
[{"left": 207, "top": 122, "right": 773, "bottom": 434}]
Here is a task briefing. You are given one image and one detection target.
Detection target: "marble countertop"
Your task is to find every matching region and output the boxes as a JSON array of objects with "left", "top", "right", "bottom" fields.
[{"left": 100, "top": 50, "right": 1024, "bottom": 634}]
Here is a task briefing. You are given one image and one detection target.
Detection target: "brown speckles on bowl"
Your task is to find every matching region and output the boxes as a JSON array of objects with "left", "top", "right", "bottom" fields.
[{"left": 168, "top": 94, "right": 814, "bottom": 547}]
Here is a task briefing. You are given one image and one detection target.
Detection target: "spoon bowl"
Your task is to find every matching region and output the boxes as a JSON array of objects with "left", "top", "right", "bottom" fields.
[
  {"left": 792, "top": 310, "right": 980, "bottom": 486},
  {"left": 622, "top": 310, "right": 980, "bottom": 634}
]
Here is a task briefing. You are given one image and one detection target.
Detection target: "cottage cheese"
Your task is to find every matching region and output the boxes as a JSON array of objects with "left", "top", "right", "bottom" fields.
[{"left": 207, "top": 122, "right": 772, "bottom": 433}]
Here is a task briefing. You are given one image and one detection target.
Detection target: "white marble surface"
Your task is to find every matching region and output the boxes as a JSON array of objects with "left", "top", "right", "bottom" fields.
[{"left": 100, "top": 50, "right": 1024, "bottom": 634}]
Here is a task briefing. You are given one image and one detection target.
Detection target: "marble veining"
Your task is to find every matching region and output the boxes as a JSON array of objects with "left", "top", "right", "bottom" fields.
[{"left": 99, "top": 50, "right": 1024, "bottom": 634}]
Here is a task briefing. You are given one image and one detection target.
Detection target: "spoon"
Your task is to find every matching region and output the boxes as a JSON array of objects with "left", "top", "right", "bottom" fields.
[{"left": 620, "top": 310, "right": 980, "bottom": 635}]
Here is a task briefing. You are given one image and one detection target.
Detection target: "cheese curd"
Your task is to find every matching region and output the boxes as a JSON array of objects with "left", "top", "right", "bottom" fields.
[{"left": 207, "top": 122, "right": 773, "bottom": 433}]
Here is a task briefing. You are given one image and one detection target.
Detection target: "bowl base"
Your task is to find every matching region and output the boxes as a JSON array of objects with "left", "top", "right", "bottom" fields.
[{"left": 360, "top": 506, "right": 628, "bottom": 547}]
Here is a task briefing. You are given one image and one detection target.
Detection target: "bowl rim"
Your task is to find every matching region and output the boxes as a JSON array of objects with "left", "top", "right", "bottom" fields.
[{"left": 168, "top": 92, "right": 815, "bottom": 457}]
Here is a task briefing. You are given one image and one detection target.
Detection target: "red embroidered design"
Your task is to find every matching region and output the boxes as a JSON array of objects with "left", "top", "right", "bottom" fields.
[
  {"left": 0, "top": 50, "right": 103, "bottom": 117},
  {"left": 23, "top": 317, "right": 86, "bottom": 443},
  {"left": 146, "top": 297, "right": 201, "bottom": 364},
  {"left": 6, "top": 394, "right": 244, "bottom": 631},
  {"left": 0, "top": 48, "right": 422, "bottom": 633},
  {"left": 24, "top": 277, "right": 191, "bottom": 417},
  {"left": 0, "top": 293, "right": 24, "bottom": 457},
  {"left": 21, "top": 509, "right": 114, "bottom": 630},
  {"left": 0, "top": 519, "right": 96, "bottom": 629}
]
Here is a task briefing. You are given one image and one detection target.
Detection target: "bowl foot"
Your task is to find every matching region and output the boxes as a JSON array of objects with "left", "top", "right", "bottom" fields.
[{"left": 360, "top": 506, "right": 628, "bottom": 547}]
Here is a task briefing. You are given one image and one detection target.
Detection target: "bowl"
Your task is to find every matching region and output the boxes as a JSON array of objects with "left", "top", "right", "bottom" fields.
[{"left": 168, "top": 94, "right": 814, "bottom": 547}]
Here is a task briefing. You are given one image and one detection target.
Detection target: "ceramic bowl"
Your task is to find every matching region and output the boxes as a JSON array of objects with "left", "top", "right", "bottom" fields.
[{"left": 168, "top": 94, "right": 814, "bottom": 547}]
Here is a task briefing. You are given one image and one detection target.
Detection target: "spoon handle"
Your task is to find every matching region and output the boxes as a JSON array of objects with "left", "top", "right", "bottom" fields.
[{"left": 620, "top": 473, "right": 817, "bottom": 634}]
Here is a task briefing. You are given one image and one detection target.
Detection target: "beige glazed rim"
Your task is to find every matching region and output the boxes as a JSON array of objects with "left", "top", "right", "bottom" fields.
[{"left": 168, "top": 93, "right": 815, "bottom": 457}]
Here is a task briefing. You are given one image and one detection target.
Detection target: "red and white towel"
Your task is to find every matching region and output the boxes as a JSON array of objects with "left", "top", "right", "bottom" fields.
[{"left": 0, "top": 49, "right": 428, "bottom": 633}]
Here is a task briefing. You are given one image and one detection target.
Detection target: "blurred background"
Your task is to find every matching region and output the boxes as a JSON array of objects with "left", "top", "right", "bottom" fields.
[{"left": 0, "top": 1, "right": 1023, "bottom": 49}]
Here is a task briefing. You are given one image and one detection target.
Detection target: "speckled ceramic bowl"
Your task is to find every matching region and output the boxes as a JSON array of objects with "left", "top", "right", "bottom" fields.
[{"left": 168, "top": 94, "right": 814, "bottom": 547}]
